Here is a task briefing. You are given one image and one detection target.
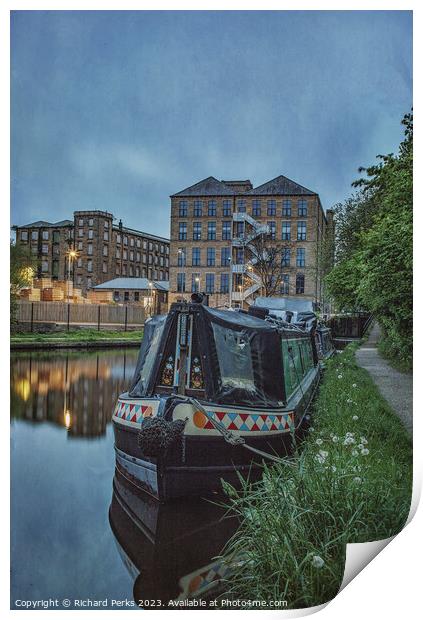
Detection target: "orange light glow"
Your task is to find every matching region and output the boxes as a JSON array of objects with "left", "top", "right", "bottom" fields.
[{"left": 193, "top": 410, "right": 207, "bottom": 428}]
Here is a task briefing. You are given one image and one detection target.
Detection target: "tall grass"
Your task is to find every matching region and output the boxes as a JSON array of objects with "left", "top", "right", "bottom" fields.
[{"left": 220, "top": 345, "right": 412, "bottom": 608}]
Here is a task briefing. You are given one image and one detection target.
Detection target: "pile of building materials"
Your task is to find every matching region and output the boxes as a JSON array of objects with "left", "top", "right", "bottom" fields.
[{"left": 86, "top": 289, "right": 114, "bottom": 304}]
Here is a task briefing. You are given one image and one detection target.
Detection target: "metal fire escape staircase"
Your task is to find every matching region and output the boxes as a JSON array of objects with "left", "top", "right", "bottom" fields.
[{"left": 231, "top": 212, "right": 269, "bottom": 304}]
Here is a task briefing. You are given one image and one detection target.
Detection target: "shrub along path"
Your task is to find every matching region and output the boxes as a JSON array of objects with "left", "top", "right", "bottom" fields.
[{"left": 356, "top": 323, "right": 412, "bottom": 435}]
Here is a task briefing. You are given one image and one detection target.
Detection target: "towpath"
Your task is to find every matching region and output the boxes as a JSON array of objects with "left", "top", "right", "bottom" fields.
[{"left": 355, "top": 323, "right": 412, "bottom": 435}]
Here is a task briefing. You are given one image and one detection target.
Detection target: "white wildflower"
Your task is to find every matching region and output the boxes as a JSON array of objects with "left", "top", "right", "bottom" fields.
[
  {"left": 360, "top": 437, "right": 368, "bottom": 445},
  {"left": 352, "top": 383, "right": 357, "bottom": 388},
  {"left": 309, "top": 426, "right": 315, "bottom": 432},
  {"left": 332, "top": 435, "right": 339, "bottom": 443},
  {"left": 338, "top": 374, "right": 343, "bottom": 379},
  {"left": 352, "top": 415, "right": 359, "bottom": 421},
  {"left": 361, "top": 448, "right": 369, "bottom": 456},
  {"left": 331, "top": 465, "right": 337, "bottom": 472},
  {"left": 352, "top": 450, "right": 358, "bottom": 456},
  {"left": 315, "top": 453, "right": 326, "bottom": 464},
  {"left": 311, "top": 555, "right": 325, "bottom": 569},
  {"left": 315, "top": 438, "right": 323, "bottom": 445},
  {"left": 353, "top": 477, "right": 362, "bottom": 484},
  {"left": 347, "top": 398, "right": 353, "bottom": 404},
  {"left": 344, "top": 436, "right": 355, "bottom": 445},
  {"left": 358, "top": 443, "right": 364, "bottom": 450},
  {"left": 305, "top": 414, "right": 311, "bottom": 421}
]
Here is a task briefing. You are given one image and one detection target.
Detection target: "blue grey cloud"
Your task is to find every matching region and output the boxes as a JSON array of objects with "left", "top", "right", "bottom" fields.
[{"left": 11, "top": 10, "right": 412, "bottom": 237}]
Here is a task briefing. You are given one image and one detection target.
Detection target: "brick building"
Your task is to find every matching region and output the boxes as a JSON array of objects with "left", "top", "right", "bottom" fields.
[
  {"left": 169, "top": 175, "right": 334, "bottom": 309},
  {"left": 13, "top": 210, "right": 170, "bottom": 292}
]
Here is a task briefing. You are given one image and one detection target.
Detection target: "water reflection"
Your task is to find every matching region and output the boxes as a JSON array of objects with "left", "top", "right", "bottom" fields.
[
  {"left": 11, "top": 350, "right": 137, "bottom": 438},
  {"left": 11, "top": 349, "right": 238, "bottom": 608},
  {"left": 109, "top": 470, "right": 239, "bottom": 608}
]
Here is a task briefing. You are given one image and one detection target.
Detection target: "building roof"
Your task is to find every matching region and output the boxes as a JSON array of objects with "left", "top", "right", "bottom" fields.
[
  {"left": 171, "top": 176, "right": 237, "bottom": 197},
  {"left": 112, "top": 224, "right": 169, "bottom": 244},
  {"left": 15, "top": 219, "right": 74, "bottom": 228},
  {"left": 93, "top": 278, "right": 169, "bottom": 291},
  {"left": 247, "top": 175, "right": 316, "bottom": 196}
]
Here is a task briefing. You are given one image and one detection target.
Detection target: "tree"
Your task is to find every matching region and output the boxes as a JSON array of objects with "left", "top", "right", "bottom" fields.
[
  {"left": 10, "top": 242, "right": 37, "bottom": 322},
  {"left": 244, "top": 234, "right": 288, "bottom": 298}
]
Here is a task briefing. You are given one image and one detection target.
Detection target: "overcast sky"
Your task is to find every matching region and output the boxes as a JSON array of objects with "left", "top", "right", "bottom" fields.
[{"left": 11, "top": 10, "right": 412, "bottom": 238}]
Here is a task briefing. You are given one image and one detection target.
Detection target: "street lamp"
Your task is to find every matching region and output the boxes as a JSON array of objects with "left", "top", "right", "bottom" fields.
[
  {"left": 148, "top": 281, "right": 153, "bottom": 315},
  {"left": 228, "top": 256, "right": 233, "bottom": 309},
  {"left": 66, "top": 249, "right": 78, "bottom": 301}
]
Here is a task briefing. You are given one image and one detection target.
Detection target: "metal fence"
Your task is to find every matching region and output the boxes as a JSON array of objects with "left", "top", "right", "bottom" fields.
[{"left": 16, "top": 301, "right": 146, "bottom": 331}]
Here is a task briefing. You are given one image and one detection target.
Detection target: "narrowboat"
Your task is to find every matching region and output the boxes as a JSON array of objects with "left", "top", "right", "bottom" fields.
[
  {"left": 109, "top": 470, "right": 239, "bottom": 606},
  {"left": 112, "top": 297, "right": 320, "bottom": 501}
]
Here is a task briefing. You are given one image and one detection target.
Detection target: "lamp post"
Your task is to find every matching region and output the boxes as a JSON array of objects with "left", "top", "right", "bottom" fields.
[
  {"left": 148, "top": 281, "right": 153, "bottom": 316},
  {"left": 228, "top": 257, "right": 233, "bottom": 309},
  {"left": 195, "top": 276, "right": 200, "bottom": 293},
  {"left": 66, "top": 250, "right": 77, "bottom": 302}
]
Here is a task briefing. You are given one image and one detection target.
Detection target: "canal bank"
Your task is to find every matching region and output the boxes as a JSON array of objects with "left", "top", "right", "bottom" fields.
[{"left": 10, "top": 328, "right": 143, "bottom": 350}]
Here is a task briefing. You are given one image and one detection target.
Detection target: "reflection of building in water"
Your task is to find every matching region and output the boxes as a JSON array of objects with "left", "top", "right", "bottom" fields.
[
  {"left": 11, "top": 351, "right": 138, "bottom": 438},
  {"left": 109, "top": 471, "right": 239, "bottom": 607}
]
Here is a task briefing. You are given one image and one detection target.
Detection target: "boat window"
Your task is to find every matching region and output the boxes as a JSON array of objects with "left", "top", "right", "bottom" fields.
[
  {"left": 299, "top": 339, "right": 314, "bottom": 372},
  {"left": 133, "top": 318, "right": 166, "bottom": 394},
  {"left": 212, "top": 323, "right": 255, "bottom": 391},
  {"left": 282, "top": 339, "right": 303, "bottom": 400}
]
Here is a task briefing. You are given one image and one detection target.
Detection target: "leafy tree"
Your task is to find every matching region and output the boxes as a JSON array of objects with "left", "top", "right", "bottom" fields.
[
  {"left": 325, "top": 112, "right": 412, "bottom": 367},
  {"left": 10, "top": 242, "right": 37, "bottom": 322}
]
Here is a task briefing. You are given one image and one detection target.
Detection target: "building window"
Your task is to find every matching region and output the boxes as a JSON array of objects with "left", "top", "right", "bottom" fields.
[
  {"left": 87, "top": 277, "right": 92, "bottom": 288},
  {"left": 149, "top": 242, "right": 153, "bottom": 251},
  {"left": 193, "top": 200, "right": 203, "bottom": 217},
  {"left": 88, "top": 230, "right": 93, "bottom": 239},
  {"left": 116, "top": 234, "right": 121, "bottom": 244},
  {"left": 113, "top": 290, "right": 120, "bottom": 301},
  {"left": 52, "top": 261, "right": 59, "bottom": 277},
  {"left": 116, "top": 248, "right": 121, "bottom": 259},
  {"left": 296, "top": 273, "right": 305, "bottom": 294},
  {"left": 41, "top": 244, "right": 49, "bottom": 255},
  {"left": 130, "top": 238, "right": 134, "bottom": 247},
  {"left": 52, "top": 230, "right": 60, "bottom": 243},
  {"left": 207, "top": 221, "right": 216, "bottom": 240},
  {"left": 116, "top": 265, "right": 120, "bottom": 275},
  {"left": 178, "top": 223, "right": 187, "bottom": 240},
  {"left": 135, "top": 266, "right": 140, "bottom": 277},
  {"left": 177, "top": 273, "right": 186, "bottom": 292},
  {"left": 178, "top": 201, "right": 188, "bottom": 216},
  {"left": 207, "top": 247, "right": 215, "bottom": 266},
  {"left": 78, "top": 219, "right": 84, "bottom": 226},
  {"left": 235, "top": 247, "right": 244, "bottom": 264},
  {"left": 220, "top": 273, "right": 229, "bottom": 293},
  {"left": 222, "top": 200, "right": 232, "bottom": 216},
  {"left": 298, "top": 199, "right": 308, "bottom": 217},
  {"left": 193, "top": 222, "right": 202, "bottom": 240},
  {"left": 87, "top": 260, "right": 93, "bottom": 272},
  {"left": 208, "top": 200, "right": 217, "bottom": 216},
  {"left": 77, "top": 241, "right": 83, "bottom": 251},
  {"left": 123, "top": 249, "right": 128, "bottom": 260},
  {"left": 221, "top": 221, "right": 231, "bottom": 240},
  {"left": 77, "top": 275, "right": 82, "bottom": 285},
  {"left": 42, "top": 230, "right": 49, "bottom": 240},
  {"left": 192, "top": 273, "right": 200, "bottom": 293},
  {"left": 267, "top": 200, "right": 276, "bottom": 216},
  {"left": 124, "top": 236, "right": 128, "bottom": 245},
  {"left": 142, "top": 253, "right": 147, "bottom": 263},
  {"left": 129, "top": 264, "right": 134, "bottom": 276},
  {"left": 235, "top": 221, "right": 245, "bottom": 238},
  {"left": 205, "top": 273, "right": 215, "bottom": 294},
  {"left": 136, "top": 252, "right": 141, "bottom": 262},
  {"left": 41, "top": 260, "right": 49, "bottom": 273},
  {"left": 124, "top": 291, "right": 129, "bottom": 302},
  {"left": 296, "top": 248, "right": 306, "bottom": 267},
  {"left": 268, "top": 221, "right": 276, "bottom": 240},
  {"left": 122, "top": 264, "right": 127, "bottom": 275},
  {"left": 104, "top": 220, "right": 109, "bottom": 229},
  {"left": 103, "top": 245, "right": 108, "bottom": 256},
  {"left": 134, "top": 291, "right": 140, "bottom": 301},
  {"left": 281, "top": 248, "right": 291, "bottom": 267},
  {"left": 78, "top": 228, "right": 84, "bottom": 237},
  {"left": 137, "top": 239, "right": 141, "bottom": 248},
  {"left": 221, "top": 247, "right": 231, "bottom": 266},
  {"left": 282, "top": 222, "right": 291, "bottom": 240},
  {"left": 77, "top": 258, "right": 82, "bottom": 268},
  {"left": 31, "top": 231, "right": 39, "bottom": 241},
  {"left": 252, "top": 200, "right": 261, "bottom": 216},
  {"left": 177, "top": 248, "right": 186, "bottom": 267},
  {"left": 20, "top": 230, "right": 28, "bottom": 241},
  {"left": 237, "top": 199, "right": 246, "bottom": 213},
  {"left": 192, "top": 247, "right": 201, "bottom": 266},
  {"left": 282, "top": 200, "right": 292, "bottom": 216},
  {"left": 104, "top": 231, "right": 109, "bottom": 241},
  {"left": 130, "top": 251, "right": 134, "bottom": 261},
  {"left": 87, "top": 243, "right": 93, "bottom": 255},
  {"left": 297, "top": 221, "right": 307, "bottom": 241},
  {"left": 103, "top": 262, "right": 108, "bottom": 273},
  {"left": 280, "top": 274, "right": 289, "bottom": 295},
  {"left": 143, "top": 240, "right": 147, "bottom": 249},
  {"left": 89, "top": 218, "right": 94, "bottom": 226}
]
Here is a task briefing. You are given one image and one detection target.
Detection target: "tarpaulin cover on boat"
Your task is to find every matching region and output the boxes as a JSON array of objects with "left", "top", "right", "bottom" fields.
[
  {"left": 128, "top": 304, "right": 291, "bottom": 407},
  {"left": 254, "top": 296, "right": 317, "bottom": 313}
]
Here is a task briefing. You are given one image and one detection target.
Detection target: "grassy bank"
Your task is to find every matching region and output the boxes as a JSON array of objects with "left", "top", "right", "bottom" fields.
[
  {"left": 10, "top": 328, "right": 143, "bottom": 344},
  {"left": 220, "top": 345, "right": 412, "bottom": 609}
]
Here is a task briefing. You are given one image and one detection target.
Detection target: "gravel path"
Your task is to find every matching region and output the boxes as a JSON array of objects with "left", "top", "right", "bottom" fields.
[{"left": 355, "top": 323, "right": 412, "bottom": 436}]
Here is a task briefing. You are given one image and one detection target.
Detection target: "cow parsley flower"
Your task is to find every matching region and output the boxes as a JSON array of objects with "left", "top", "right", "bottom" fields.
[
  {"left": 360, "top": 437, "right": 368, "bottom": 444},
  {"left": 338, "top": 374, "right": 343, "bottom": 379},
  {"left": 353, "top": 477, "right": 362, "bottom": 484},
  {"left": 352, "top": 383, "right": 357, "bottom": 388},
  {"left": 361, "top": 448, "right": 369, "bottom": 456},
  {"left": 311, "top": 555, "right": 325, "bottom": 569},
  {"left": 332, "top": 435, "right": 339, "bottom": 443},
  {"left": 351, "top": 450, "right": 358, "bottom": 456},
  {"left": 352, "top": 415, "right": 359, "bottom": 421},
  {"left": 315, "top": 438, "right": 323, "bottom": 446},
  {"left": 344, "top": 436, "right": 355, "bottom": 445}
]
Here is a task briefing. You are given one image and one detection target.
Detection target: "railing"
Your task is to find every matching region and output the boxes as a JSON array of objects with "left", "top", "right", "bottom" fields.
[{"left": 15, "top": 301, "right": 146, "bottom": 331}]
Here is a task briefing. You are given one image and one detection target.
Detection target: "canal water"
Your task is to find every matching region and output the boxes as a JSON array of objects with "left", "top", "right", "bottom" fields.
[{"left": 11, "top": 349, "right": 235, "bottom": 610}]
